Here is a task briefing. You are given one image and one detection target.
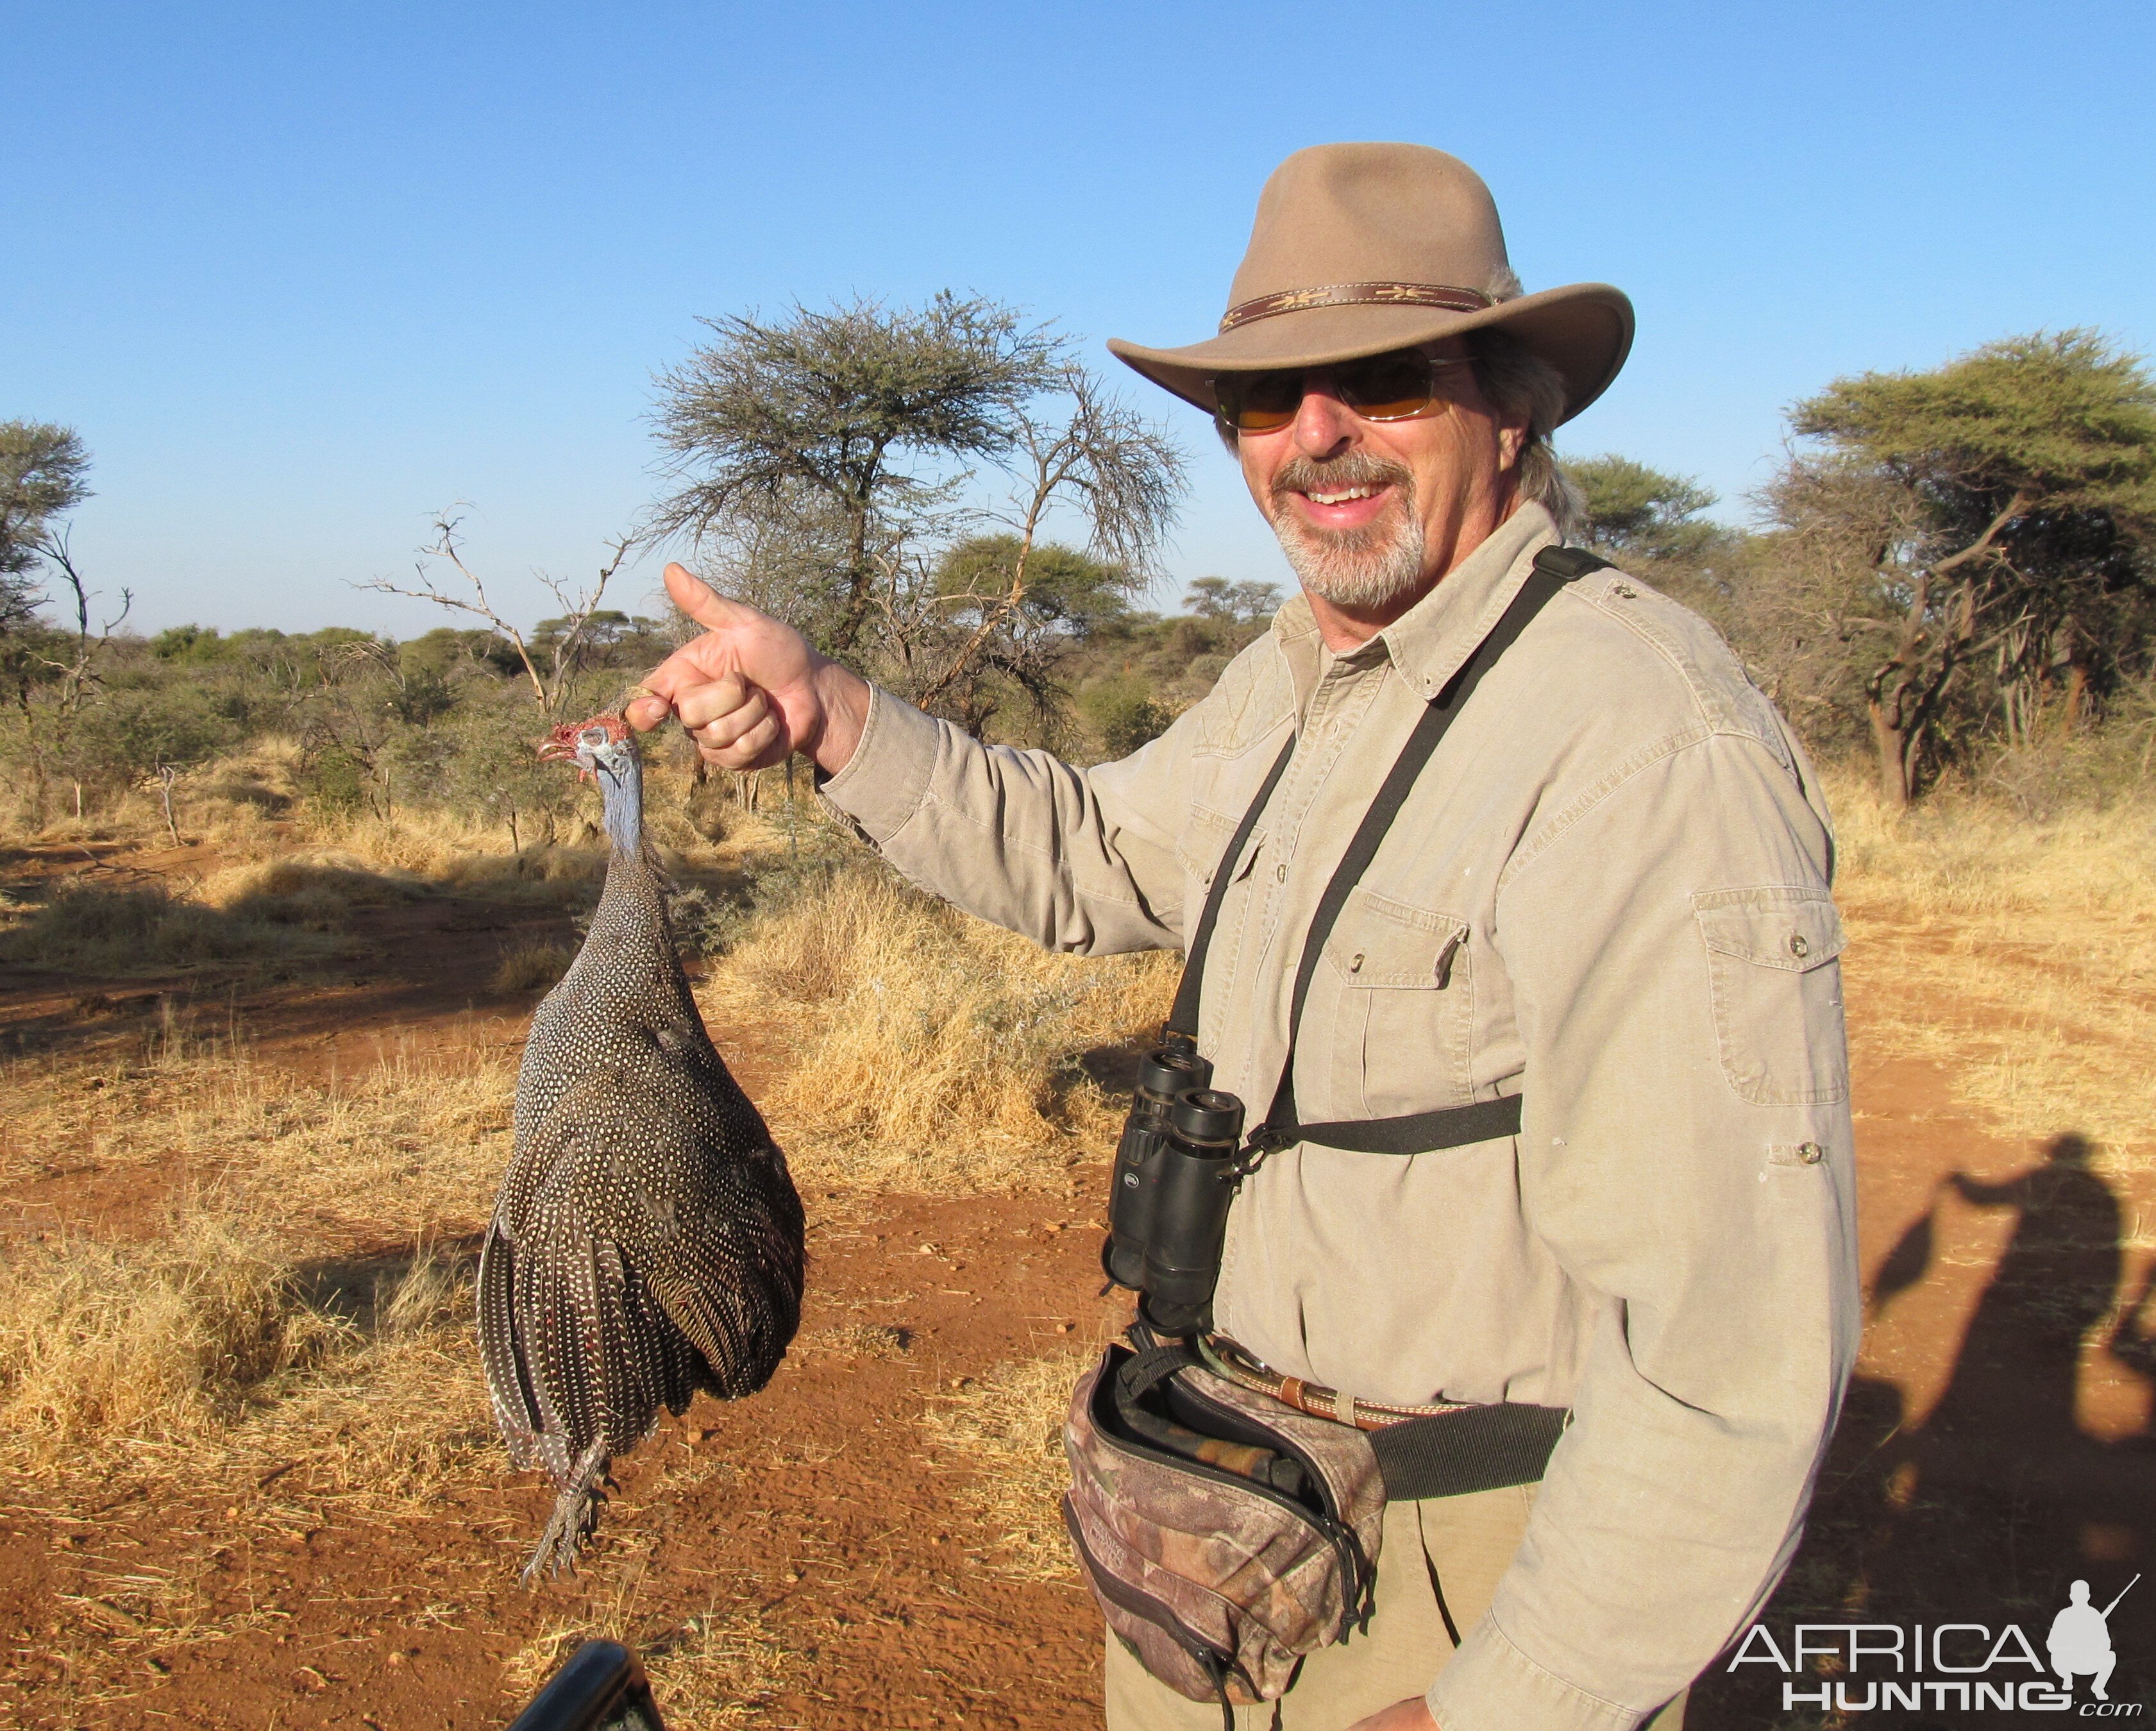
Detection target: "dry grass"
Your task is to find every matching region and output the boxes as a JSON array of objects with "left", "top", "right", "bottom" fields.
[
  {"left": 0, "top": 1220, "right": 496, "bottom": 1497},
  {"left": 0, "top": 1024, "right": 515, "bottom": 1236},
  {"left": 918, "top": 1347, "right": 1093, "bottom": 1583},
  {"left": 0, "top": 1015, "right": 512, "bottom": 1484},
  {"left": 0, "top": 1204, "right": 352, "bottom": 1449},
  {"left": 5, "top": 730, "right": 2152, "bottom": 1721},
  {"left": 0, "top": 875, "right": 333, "bottom": 973},
  {"left": 794, "top": 1320, "right": 913, "bottom": 1361},
  {"left": 1828, "top": 768, "right": 2156, "bottom": 1186},
  {"left": 494, "top": 939, "right": 575, "bottom": 993},
  {"left": 0, "top": 1038, "right": 511, "bottom": 1711},
  {"left": 224, "top": 1271, "right": 499, "bottom": 1507},
  {"left": 505, "top": 1600, "right": 809, "bottom": 1731},
  {"left": 702, "top": 857, "right": 1177, "bottom": 1194},
  {"left": 197, "top": 850, "right": 427, "bottom": 928}
]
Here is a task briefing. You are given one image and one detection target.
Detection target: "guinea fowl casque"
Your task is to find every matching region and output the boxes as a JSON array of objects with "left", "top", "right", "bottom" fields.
[{"left": 478, "top": 712, "right": 805, "bottom": 1582}]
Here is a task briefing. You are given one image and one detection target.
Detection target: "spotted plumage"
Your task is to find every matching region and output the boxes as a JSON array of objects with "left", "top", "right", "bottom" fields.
[{"left": 478, "top": 713, "right": 804, "bottom": 1582}]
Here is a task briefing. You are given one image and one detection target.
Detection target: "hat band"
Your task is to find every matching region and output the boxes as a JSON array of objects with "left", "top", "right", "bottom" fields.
[{"left": 1217, "top": 280, "right": 1494, "bottom": 335}]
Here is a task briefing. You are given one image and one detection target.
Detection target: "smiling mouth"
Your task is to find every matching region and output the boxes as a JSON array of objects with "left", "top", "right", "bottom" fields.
[{"left": 1272, "top": 454, "right": 1412, "bottom": 524}]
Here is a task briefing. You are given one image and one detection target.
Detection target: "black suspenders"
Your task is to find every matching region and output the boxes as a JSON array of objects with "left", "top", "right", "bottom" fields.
[{"left": 1168, "top": 545, "right": 1609, "bottom": 1164}]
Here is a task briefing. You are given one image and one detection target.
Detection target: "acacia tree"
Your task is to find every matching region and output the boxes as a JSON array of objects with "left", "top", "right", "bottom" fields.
[
  {"left": 1731, "top": 455, "right": 1925, "bottom": 759},
  {"left": 0, "top": 421, "right": 91, "bottom": 632},
  {"left": 1184, "top": 577, "right": 1284, "bottom": 623},
  {"left": 904, "top": 536, "right": 1134, "bottom": 738},
  {"left": 648, "top": 293, "right": 1063, "bottom": 655},
  {"left": 0, "top": 430, "right": 138, "bottom": 821},
  {"left": 1567, "top": 455, "right": 1724, "bottom": 568},
  {"left": 1785, "top": 329, "right": 2156, "bottom": 806},
  {"left": 909, "top": 366, "right": 1181, "bottom": 717},
  {"left": 646, "top": 294, "right": 1187, "bottom": 734}
]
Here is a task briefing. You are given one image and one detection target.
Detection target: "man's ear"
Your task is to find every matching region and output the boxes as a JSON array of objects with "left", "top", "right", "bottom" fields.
[{"left": 1497, "top": 416, "right": 1529, "bottom": 471}]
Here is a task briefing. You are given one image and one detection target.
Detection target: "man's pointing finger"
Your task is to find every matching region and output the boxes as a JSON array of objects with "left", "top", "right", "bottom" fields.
[{"left": 662, "top": 562, "right": 755, "bottom": 631}]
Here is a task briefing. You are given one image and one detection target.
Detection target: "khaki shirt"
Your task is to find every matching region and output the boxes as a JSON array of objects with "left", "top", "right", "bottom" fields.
[{"left": 820, "top": 503, "right": 1859, "bottom": 1730}]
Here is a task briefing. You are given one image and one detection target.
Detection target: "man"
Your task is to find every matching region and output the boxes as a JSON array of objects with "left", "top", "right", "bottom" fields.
[
  {"left": 630, "top": 144, "right": 1858, "bottom": 1731},
  {"left": 2049, "top": 1580, "right": 2122, "bottom": 1701}
]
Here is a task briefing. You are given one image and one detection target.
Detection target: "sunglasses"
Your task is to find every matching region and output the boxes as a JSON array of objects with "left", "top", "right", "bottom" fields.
[{"left": 1213, "top": 351, "right": 1474, "bottom": 434}]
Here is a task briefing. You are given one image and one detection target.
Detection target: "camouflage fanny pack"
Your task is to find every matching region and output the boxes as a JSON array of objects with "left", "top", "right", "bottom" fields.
[{"left": 1061, "top": 1330, "right": 1386, "bottom": 1721}]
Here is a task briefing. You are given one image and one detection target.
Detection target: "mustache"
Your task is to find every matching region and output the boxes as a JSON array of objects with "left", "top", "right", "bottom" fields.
[{"left": 1268, "top": 452, "right": 1415, "bottom": 511}]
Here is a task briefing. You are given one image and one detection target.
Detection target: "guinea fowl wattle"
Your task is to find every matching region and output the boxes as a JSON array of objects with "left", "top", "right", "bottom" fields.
[{"left": 478, "top": 713, "right": 804, "bottom": 1582}]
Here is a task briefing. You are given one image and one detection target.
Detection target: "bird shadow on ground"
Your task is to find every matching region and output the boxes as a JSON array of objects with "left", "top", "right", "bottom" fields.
[
  {"left": 1691, "top": 1131, "right": 2153, "bottom": 1726},
  {"left": 293, "top": 1233, "right": 487, "bottom": 1336}
]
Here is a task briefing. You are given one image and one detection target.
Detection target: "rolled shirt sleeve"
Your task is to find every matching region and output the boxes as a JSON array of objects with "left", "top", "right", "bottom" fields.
[{"left": 1427, "top": 732, "right": 1861, "bottom": 1729}]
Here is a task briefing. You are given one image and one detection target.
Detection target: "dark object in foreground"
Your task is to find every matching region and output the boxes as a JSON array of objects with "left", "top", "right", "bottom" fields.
[
  {"left": 509, "top": 1639, "right": 666, "bottom": 1731},
  {"left": 479, "top": 715, "right": 805, "bottom": 1582}
]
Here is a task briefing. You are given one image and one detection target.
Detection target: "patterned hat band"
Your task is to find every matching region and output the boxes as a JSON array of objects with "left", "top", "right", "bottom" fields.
[{"left": 1217, "top": 281, "right": 1495, "bottom": 335}]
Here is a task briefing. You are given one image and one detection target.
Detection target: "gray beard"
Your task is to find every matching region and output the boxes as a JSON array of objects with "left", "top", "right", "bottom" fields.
[{"left": 1267, "top": 457, "right": 1428, "bottom": 609}]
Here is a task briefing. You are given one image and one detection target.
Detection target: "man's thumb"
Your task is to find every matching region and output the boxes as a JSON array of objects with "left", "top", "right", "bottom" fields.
[{"left": 664, "top": 562, "right": 755, "bottom": 631}]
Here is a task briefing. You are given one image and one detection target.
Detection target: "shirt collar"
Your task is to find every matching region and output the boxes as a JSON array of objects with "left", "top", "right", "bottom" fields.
[{"left": 1267, "top": 502, "right": 1559, "bottom": 716}]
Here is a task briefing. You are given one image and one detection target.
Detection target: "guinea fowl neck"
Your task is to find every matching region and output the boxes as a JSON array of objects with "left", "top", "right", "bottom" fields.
[{"left": 596, "top": 745, "right": 644, "bottom": 858}]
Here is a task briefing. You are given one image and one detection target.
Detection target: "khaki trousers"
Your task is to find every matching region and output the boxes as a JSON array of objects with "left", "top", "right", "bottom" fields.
[{"left": 1104, "top": 1487, "right": 1688, "bottom": 1730}]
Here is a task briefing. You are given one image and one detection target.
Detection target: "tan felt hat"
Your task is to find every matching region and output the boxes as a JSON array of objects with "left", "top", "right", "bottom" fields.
[{"left": 1109, "top": 142, "right": 1633, "bottom": 426}]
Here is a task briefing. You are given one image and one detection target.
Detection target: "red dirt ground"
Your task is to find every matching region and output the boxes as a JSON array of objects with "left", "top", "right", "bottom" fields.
[{"left": 2, "top": 840, "right": 2150, "bottom": 1728}]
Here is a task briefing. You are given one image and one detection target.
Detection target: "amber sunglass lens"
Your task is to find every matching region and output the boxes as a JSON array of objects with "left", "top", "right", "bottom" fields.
[
  {"left": 1336, "top": 355, "right": 1435, "bottom": 419},
  {"left": 1221, "top": 371, "right": 1302, "bottom": 432}
]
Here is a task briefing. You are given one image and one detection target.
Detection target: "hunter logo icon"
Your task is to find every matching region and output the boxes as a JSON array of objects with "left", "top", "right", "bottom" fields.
[{"left": 2052, "top": 1576, "right": 2138, "bottom": 1702}]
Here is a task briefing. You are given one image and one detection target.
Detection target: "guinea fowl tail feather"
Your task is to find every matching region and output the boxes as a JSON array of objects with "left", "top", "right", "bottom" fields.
[{"left": 476, "top": 1224, "right": 543, "bottom": 1470}]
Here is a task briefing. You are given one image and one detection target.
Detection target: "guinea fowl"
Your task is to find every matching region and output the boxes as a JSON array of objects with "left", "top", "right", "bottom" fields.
[{"left": 478, "top": 712, "right": 804, "bottom": 1582}]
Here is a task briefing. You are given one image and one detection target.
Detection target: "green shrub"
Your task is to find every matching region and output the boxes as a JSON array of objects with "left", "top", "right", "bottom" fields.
[
  {"left": 1079, "top": 681, "right": 1171, "bottom": 760},
  {"left": 297, "top": 743, "right": 371, "bottom": 815}
]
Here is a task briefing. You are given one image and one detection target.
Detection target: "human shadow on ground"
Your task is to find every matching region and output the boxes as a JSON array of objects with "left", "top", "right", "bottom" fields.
[{"left": 1691, "top": 1132, "right": 2152, "bottom": 1726}]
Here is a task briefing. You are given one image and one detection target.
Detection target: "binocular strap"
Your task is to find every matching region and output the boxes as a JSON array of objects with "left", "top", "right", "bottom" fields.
[{"left": 1166, "top": 544, "right": 1607, "bottom": 1165}]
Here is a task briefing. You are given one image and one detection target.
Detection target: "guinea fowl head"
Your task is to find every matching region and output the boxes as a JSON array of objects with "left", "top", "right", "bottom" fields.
[
  {"left": 540, "top": 713, "right": 643, "bottom": 852},
  {"left": 539, "top": 713, "right": 633, "bottom": 777}
]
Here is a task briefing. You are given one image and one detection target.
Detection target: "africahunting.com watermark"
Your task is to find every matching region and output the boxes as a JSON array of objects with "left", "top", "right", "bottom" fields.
[{"left": 1729, "top": 1575, "right": 2141, "bottom": 1715}]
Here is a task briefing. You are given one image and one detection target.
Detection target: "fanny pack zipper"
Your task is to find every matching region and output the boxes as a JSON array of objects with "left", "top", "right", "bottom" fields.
[
  {"left": 1061, "top": 1496, "right": 1245, "bottom": 1730},
  {"left": 1164, "top": 1375, "right": 1376, "bottom": 1640},
  {"left": 1097, "top": 1356, "right": 1374, "bottom": 1642}
]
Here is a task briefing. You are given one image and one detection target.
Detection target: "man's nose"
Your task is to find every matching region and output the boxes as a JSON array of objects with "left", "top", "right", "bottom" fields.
[{"left": 1290, "top": 377, "right": 1358, "bottom": 457}]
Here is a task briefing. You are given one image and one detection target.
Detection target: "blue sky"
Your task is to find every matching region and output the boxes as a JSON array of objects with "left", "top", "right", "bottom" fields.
[{"left": 6, "top": 1, "right": 2152, "bottom": 637}]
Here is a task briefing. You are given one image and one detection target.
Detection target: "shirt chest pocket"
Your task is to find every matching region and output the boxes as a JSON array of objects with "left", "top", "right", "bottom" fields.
[
  {"left": 1692, "top": 887, "right": 1849, "bottom": 1106},
  {"left": 1306, "top": 887, "right": 1474, "bottom": 1120}
]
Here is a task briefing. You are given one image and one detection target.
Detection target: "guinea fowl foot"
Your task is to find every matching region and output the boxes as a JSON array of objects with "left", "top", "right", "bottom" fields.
[{"left": 520, "top": 1437, "right": 612, "bottom": 1587}]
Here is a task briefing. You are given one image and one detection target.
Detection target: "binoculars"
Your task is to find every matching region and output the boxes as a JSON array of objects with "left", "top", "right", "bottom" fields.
[{"left": 1102, "top": 1032, "right": 1246, "bottom": 1336}]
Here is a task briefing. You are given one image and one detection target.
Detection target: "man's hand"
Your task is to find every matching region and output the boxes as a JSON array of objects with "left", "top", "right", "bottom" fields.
[
  {"left": 1345, "top": 1700, "right": 1438, "bottom": 1731},
  {"left": 625, "top": 564, "right": 871, "bottom": 775}
]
